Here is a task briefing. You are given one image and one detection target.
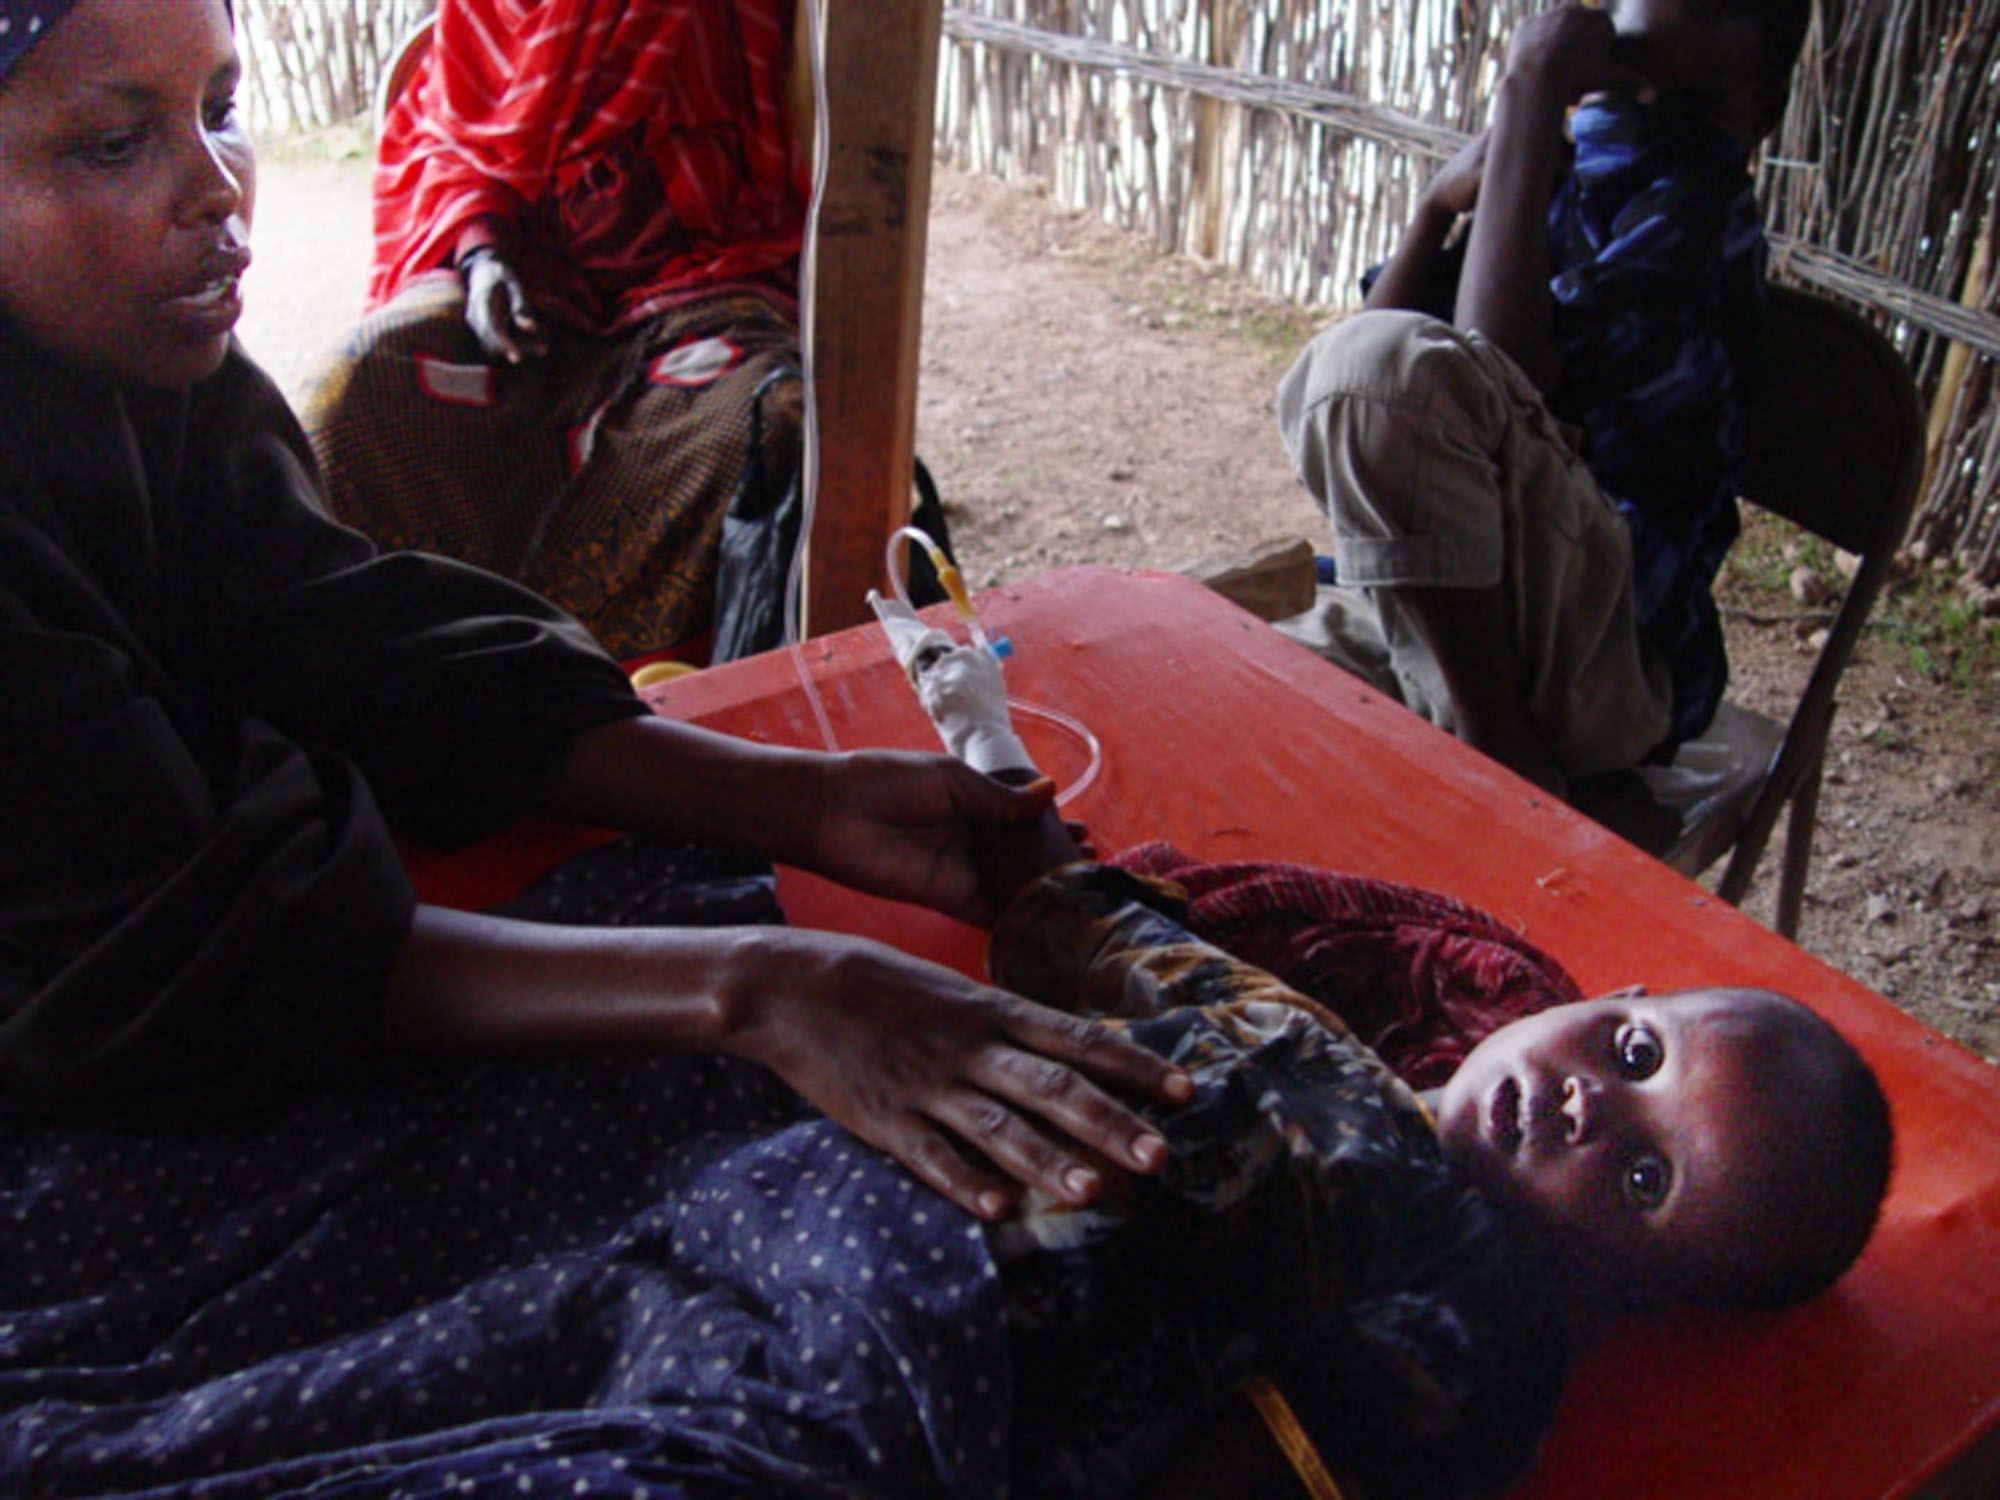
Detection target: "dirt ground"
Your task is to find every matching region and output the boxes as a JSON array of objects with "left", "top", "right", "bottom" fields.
[{"left": 242, "top": 140, "right": 1999, "bottom": 1068}]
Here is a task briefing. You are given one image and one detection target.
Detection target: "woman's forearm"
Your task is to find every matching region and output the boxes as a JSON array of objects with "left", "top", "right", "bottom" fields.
[
  {"left": 537, "top": 715, "right": 827, "bottom": 867},
  {"left": 381, "top": 903, "right": 750, "bottom": 1056},
  {"left": 534, "top": 713, "right": 1068, "bottom": 926},
  {"left": 378, "top": 903, "right": 1191, "bottom": 1224}
]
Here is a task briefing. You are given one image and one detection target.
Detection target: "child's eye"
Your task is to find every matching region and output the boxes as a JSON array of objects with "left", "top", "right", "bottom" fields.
[
  {"left": 1614, "top": 1021, "right": 1663, "bottom": 1079},
  {"left": 202, "top": 93, "right": 239, "bottom": 133},
  {"left": 1624, "top": 1154, "right": 1672, "bottom": 1210}
]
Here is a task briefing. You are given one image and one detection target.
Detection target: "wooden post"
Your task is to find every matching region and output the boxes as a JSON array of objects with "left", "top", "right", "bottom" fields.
[{"left": 802, "top": 0, "right": 944, "bottom": 635}]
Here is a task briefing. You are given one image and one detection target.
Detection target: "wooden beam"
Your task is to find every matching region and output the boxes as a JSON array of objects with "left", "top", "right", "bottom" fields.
[{"left": 802, "top": 0, "right": 943, "bottom": 635}]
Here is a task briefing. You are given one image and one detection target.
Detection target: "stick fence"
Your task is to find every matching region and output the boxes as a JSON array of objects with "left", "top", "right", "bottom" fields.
[{"left": 237, "top": 0, "right": 2000, "bottom": 582}]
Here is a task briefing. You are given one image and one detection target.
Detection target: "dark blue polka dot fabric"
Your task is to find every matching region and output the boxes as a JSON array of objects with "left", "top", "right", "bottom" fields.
[{"left": 1, "top": 841, "right": 1014, "bottom": 1497}]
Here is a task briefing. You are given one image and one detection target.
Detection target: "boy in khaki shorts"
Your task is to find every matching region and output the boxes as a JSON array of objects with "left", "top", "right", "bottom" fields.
[{"left": 1278, "top": 0, "right": 1811, "bottom": 794}]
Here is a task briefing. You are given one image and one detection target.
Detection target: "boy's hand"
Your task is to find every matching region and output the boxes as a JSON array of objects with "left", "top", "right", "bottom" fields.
[
  {"left": 1501, "top": 5, "right": 1641, "bottom": 113},
  {"left": 1421, "top": 131, "right": 1489, "bottom": 220}
]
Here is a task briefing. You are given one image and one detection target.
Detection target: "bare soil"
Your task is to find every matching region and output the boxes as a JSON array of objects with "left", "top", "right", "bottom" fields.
[{"left": 243, "top": 141, "right": 2000, "bottom": 1068}]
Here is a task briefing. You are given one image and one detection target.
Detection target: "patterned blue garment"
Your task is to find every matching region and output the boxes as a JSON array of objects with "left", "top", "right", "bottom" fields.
[
  {"left": 1, "top": 1055, "right": 1016, "bottom": 1499},
  {"left": 0, "top": 841, "right": 1018, "bottom": 1499},
  {"left": 1549, "top": 93, "right": 1767, "bottom": 750}
]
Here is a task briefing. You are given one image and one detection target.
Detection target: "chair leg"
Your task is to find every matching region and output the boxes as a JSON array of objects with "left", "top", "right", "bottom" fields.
[
  {"left": 1718, "top": 730, "right": 1831, "bottom": 938},
  {"left": 1772, "top": 751, "right": 1825, "bottom": 940},
  {"left": 1717, "top": 802, "right": 1777, "bottom": 911}
]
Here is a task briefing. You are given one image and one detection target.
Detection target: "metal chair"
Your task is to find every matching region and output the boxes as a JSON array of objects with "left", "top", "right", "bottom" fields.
[
  {"left": 1571, "top": 284, "right": 1924, "bottom": 938},
  {"left": 372, "top": 13, "right": 434, "bottom": 134}
]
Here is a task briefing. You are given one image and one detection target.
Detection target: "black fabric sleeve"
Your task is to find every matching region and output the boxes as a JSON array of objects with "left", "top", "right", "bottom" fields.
[
  {"left": 0, "top": 342, "right": 645, "bottom": 1122},
  {"left": 0, "top": 601, "right": 414, "bottom": 1123},
  {"left": 182, "top": 350, "right": 651, "bottom": 848}
]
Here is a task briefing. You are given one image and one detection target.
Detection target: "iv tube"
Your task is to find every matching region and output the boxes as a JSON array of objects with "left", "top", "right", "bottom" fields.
[
  {"left": 781, "top": 4, "right": 1099, "bottom": 805},
  {"left": 780, "top": 0, "right": 840, "bottom": 754},
  {"left": 886, "top": 525, "right": 991, "bottom": 654}
]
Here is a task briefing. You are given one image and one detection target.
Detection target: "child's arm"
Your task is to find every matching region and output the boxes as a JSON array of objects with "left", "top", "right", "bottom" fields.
[
  {"left": 1453, "top": 5, "right": 1630, "bottom": 394},
  {"left": 1364, "top": 132, "right": 1486, "bottom": 316}
]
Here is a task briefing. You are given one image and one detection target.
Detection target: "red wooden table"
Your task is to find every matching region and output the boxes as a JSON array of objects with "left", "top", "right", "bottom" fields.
[{"left": 423, "top": 565, "right": 2000, "bottom": 1498}]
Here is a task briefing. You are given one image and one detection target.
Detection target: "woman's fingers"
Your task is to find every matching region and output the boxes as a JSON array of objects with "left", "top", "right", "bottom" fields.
[
  {"left": 870, "top": 1110, "right": 1018, "bottom": 1223},
  {"left": 853, "top": 1015, "right": 1186, "bottom": 1220},
  {"left": 878, "top": 1071, "right": 1151, "bottom": 1223},
  {"left": 1001, "top": 1001, "right": 1192, "bottom": 1112},
  {"left": 899, "top": 1002, "right": 1188, "bottom": 1216},
  {"left": 926, "top": 1078, "right": 1112, "bottom": 1210},
  {"left": 974, "top": 1031, "right": 1176, "bottom": 1175}
]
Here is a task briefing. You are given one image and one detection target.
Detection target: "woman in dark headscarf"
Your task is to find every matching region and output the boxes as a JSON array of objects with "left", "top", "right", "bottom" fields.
[{"left": 0, "top": 0, "right": 1180, "bottom": 1226}]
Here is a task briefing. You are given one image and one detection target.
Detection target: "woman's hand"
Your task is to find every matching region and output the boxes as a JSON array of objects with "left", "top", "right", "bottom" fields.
[
  {"left": 545, "top": 721, "right": 1066, "bottom": 925},
  {"left": 788, "top": 749, "right": 1070, "bottom": 926},
  {"left": 461, "top": 247, "right": 547, "bottom": 364},
  {"left": 723, "top": 927, "right": 1190, "bottom": 1221},
  {"left": 389, "top": 906, "right": 1190, "bottom": 1226}
]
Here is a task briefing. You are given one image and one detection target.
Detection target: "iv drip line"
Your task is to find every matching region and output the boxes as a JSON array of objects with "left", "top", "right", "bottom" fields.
[{"left": 778, "top": 5, "right": 1100, "bottom": 805}]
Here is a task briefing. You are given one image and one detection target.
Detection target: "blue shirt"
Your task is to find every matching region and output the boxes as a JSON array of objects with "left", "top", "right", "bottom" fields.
[{"left": 1549, "top": 93, "right": 1767, "bottom": 751}]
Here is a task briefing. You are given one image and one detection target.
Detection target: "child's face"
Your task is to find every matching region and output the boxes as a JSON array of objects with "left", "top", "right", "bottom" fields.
[
  {"left": 0, "top": 0, "right": 254, "bottom": 388},
  {"left": 1607, "top": 0, "right": 1767, "bottom": 140},
  {"left": 1433, "top": 988, "right": 1820, "bottom": 1297}
]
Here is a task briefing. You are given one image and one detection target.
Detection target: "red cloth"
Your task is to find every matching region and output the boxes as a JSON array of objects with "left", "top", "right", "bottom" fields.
[
  {"left": 368, "top": 0, "right": 808, "bottom": 333},
  {"left": 1112, "top": 841, "right": 1582, "bottom": 1090}
]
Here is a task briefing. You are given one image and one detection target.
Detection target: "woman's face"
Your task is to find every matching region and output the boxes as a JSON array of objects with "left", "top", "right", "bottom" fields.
[{"left": 0, "top": 0, "right": 254, "bottom": 388}]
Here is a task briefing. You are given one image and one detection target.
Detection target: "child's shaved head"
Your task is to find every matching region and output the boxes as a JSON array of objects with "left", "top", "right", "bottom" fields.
[{"left": 1434, "top": 986, "right": 1891, "bottom": 1313}]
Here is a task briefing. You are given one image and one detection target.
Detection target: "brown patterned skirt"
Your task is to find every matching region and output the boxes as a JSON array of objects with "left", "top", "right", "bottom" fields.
[{"left": 299, "top": 276, "right": 803, "bottom": 661}]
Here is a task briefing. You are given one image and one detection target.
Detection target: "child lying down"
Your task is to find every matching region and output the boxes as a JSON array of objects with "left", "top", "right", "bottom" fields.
[
  {"left": 880, "top": 603, "right": 1894, "bottom": 1499},
  {"left": 0, "top": 647, "right": 1887, "bottom": 1500}
]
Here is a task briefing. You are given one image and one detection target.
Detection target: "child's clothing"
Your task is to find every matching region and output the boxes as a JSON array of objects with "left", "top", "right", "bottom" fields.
[
  {"left": 1278, "top": 94, "right": 1766, "bottom": 771},
  {"left": 1274, "top": 309, "right": 1675, "bottom": 773},
  {"left": 993, "top": 853, "right": 1573, "bottom": 1500},
  {"left": 0, "top": 316, "right": 646, "bottom": 1121}
]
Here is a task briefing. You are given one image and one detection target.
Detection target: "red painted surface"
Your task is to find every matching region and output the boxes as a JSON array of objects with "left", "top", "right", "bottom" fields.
[{"left": 416, "top": 566, "right": 2000, "bottom": 1498}]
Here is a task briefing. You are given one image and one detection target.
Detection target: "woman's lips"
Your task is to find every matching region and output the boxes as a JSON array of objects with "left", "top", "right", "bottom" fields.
[
  {"left": 160, "top": 246, "right": 252, "bottom": 336},
  {"left": 159, "top": 277, "right": 245, "bottom": 339}
]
